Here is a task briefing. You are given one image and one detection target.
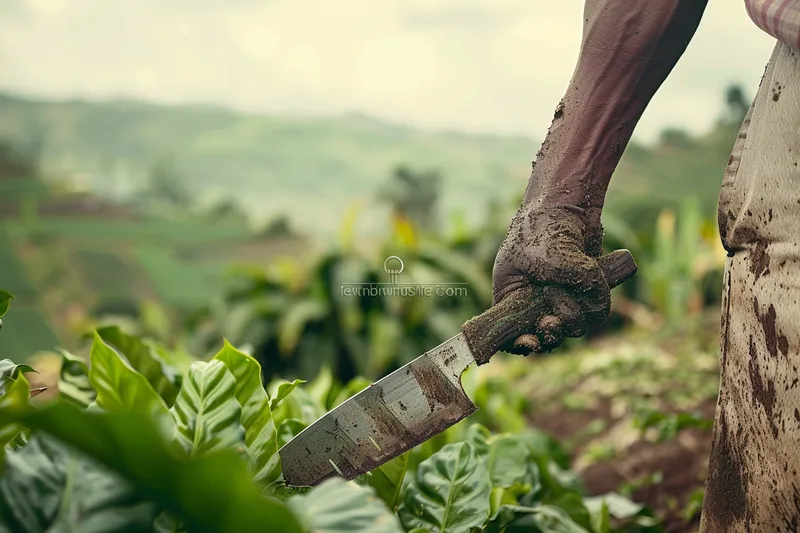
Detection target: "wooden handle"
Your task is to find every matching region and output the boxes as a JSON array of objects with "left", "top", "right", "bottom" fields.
[{"left": 461, "top": 249, "right": 637, "bottom": 365}]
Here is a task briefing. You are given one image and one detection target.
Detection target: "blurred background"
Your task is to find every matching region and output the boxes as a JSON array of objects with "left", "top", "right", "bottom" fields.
[{"left": 0, "top": 2, "right": 778, "bottom": 530}]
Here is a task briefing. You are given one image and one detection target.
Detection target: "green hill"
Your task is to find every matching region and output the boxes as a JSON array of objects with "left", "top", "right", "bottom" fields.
[{"left": 0, "top": 92, "right": 537, "bottom": 233}]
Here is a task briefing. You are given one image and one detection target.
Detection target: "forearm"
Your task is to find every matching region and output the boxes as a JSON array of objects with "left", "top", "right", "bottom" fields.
[{"left": 524, "top": 0, "right": 708, "bottom": 211}]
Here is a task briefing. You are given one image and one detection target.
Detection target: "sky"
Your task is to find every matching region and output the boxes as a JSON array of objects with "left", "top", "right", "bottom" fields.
[{"left": 0, "top": 0, "right": 777, "bottom": 143}]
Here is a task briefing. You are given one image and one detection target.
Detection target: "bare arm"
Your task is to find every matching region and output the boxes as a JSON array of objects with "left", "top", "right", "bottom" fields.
[
  {"left": 524, "top": 0, "right": 709, "bottom": 212},
  {"left": 491, "top": 0, "right": 709, "bottom": 353}
]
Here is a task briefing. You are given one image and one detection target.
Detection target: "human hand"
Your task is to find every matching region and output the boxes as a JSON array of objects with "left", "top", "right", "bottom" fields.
[{"left": 491, "top": 203, "right": 610, "bottom": 354}]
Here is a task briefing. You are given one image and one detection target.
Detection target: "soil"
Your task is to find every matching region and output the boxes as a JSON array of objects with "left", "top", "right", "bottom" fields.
[{"left": 531, "top": 397, "right": 717, "bottom": 533}]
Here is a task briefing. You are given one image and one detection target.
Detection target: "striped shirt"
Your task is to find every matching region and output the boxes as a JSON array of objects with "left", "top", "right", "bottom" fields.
[{"left": 745, "top": 0, "right": 800, "bottom": 50}]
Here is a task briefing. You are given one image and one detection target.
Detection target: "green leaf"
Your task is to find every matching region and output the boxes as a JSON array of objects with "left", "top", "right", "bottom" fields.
[
  {"left": 272, "top": 384, "right": 325, "bottom": 426},
  {"left": 464, "top": 423, "right": 491, "bottom": 457},
  {"left": 364, "top": 451, "right": 410, "bottom": 511},
  {"left": 0, "top": 360, "right": 35, "bottom": 396},
  {"left": 0, "top": 402, "right": 304, "bottom": 533},
  {"left": 398, "top": 442, "right": 491, "bottom": 533},
  {"left": 583, "top": 493, "right": 644, "bottom": 520},
  {"left": 88, "top": 332, "right": 170, "bottom": 418},
  {"left": 277, "top": 418, "right": 307, "bottom": 448},
  {"left": 0, "top": 434, "right": 158, "bottom": 533},
  {"left": 516, "top": 428, "right": 571, "bottom": 470},
  {"left": 543, "top": 491, "right": 593, "bottom": 531},
  {"left": 0, "top": 373, "right": 31, "bottom": 461},
  {"left": 486, "top": 436, "right": 530, "bottom": 488},
  {"left": 306, "top": 365, "right": 338, "bottom": 411},
  {"left": 485, "top": 504, "right": 590, "bottom": 533},
  {"left": 170, "top": 360, "right": 244, "bottom": 457},
  {"left": 589, "top": 501, "right": 611, "bottom": 533},
  {"left": 288, "top": 478, "right": 403, "bottom": 533},
  {"left": 269, "top": 378, "right": 306, "bottom": 411},
  {"left": 212, "top": 340, "right": 280, "bottom": 484},
  {"left": 0, "top": 290, "right": 13, "bottom": 318},
  {"left": 276, "top": 299, "right": 328, "bottom": 355},
  {"left": 97, "top": 326, "right": 181, "bottom": 405},
  {"left": 56, "top": 348, "right": 96, "bottom": 408}
]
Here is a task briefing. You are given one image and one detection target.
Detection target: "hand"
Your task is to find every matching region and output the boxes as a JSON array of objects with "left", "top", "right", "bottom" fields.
[{"left": 491, "top": 203, "right": 610, "bottom": 354}]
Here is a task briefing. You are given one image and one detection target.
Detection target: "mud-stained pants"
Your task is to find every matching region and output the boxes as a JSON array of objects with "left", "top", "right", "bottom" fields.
[{"left": 699, "top": 42, "right": 800, "bottom": 533}]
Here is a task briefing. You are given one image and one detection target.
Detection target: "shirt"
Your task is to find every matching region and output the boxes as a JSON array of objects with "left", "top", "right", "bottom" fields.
[{"left": 745, "top": 0, "right": 800, "bottom": 50}]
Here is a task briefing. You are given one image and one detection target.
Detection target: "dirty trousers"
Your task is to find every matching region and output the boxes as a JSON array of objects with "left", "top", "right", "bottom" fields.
[{"left": 699, "top": 42, "right": 800, "bottom": 532}]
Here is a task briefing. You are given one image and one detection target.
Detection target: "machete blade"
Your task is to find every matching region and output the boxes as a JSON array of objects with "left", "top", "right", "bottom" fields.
[{"left": 279, "top": 333, "right": 477, "bottom": 487}]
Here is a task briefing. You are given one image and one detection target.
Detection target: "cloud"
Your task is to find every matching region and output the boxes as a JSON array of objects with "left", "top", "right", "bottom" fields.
[{"left": 0, "top": 1, "right": 777, "bottom": 142}]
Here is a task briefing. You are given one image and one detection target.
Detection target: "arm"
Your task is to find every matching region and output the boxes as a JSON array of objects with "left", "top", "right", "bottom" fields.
[
  {"left": 745, "top": 0, "right": 800, "bottom": 51},
  {"left": 492, "top": 0, "right": 708, "bottom": 353},
  {"left": 526, "top": 0, "right": 709, "bottom": 211}
]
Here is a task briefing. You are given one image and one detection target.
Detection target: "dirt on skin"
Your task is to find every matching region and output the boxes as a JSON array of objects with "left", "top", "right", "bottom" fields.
[{"left": 531, "top": 392, "right": 717, "bottom": 533}]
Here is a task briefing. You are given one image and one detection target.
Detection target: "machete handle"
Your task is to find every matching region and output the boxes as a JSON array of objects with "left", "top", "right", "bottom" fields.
[{"left": 461, "top": 249, "right": 637, "bottom": 365}]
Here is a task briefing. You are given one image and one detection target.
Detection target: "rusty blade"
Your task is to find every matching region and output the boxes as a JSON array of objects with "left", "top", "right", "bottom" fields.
[{"left": 279, "top": 333, "right": 477, "bottom": 487}]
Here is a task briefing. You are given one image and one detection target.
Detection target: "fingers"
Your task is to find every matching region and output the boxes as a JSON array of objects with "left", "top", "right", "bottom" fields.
[
  {"left": 504, "top": 286, "right": 600, "bottom": 357},
  {"left": 543, "top": 286, "right": 586, "bottom": 338}
]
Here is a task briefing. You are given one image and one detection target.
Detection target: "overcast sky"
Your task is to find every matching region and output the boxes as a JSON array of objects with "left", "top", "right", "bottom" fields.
[{"left": 0, "top": 1, "right": 777, "bottom": 143}]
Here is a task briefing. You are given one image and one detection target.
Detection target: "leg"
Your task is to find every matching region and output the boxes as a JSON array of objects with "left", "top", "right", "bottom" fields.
[{"left": 701, "top": 252, "right": 800, "bottom": 532}]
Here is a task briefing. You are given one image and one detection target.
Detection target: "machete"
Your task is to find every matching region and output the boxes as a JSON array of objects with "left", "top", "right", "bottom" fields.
[{"left": 280, "top": 249, "right": 637, "bottom": 487}]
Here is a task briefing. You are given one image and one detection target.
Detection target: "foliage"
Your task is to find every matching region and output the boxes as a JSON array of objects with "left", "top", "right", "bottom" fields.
[
  {"left": 0, "top": 290, "right": 663, "bottom": 533},
  {"left": 185, "top": 231, "right": 495, "bottom": 382}
]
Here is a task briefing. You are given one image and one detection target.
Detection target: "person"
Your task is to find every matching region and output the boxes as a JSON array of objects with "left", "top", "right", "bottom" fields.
[{"left": 491, "top": 1, "right": 800, "bottom": 531}]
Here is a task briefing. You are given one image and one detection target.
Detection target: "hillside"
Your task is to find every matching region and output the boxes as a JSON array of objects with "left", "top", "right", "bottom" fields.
[{"left": 0, "top": 92, "right": 537, "bottom": 234}]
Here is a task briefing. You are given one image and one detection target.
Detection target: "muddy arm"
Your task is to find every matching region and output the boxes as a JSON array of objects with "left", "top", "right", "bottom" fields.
[{"left": 524, "top": 0, "right": 709, "bottom": 213}]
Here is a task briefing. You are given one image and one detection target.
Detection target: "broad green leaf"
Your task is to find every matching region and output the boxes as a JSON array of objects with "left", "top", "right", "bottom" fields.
[
  {"left": 484, "top": 504, "right": 590, "bottom": 533},
  {"left": 56, "top": 348, "right": 95, "bottom": 408},
  {"left": 170, "top": 360, "right": 244, "bottom": 457},
  {"left": 486, "top": 436, "right": 530, "bottom": 488},
  {"left": 269, "top": 378, "right": 306, "bottom": 411},
  {"left": 0, "top": 402, "right": 304, "bottom": 533},
  {"left": 398, "top": 442, "right": 491, "bottom": 533},
  {"left": 288, "top": 478, "right": 403, "bottom": 533},
  {"left": 97, "top": 326, "right": 181, "bottom": 405},
  {"left": 0, "top": 290, "right": 13, "bottom": 318},
  {"left": 0, "top": 434, "right": 158, "bottom": 532},
  {"left": 464, "top": 423, "right": 491, "bottom": 457},
  {"left": 364, "top": 451, "right": 410, "bottom": 511},
  {"left": 213, "top": 340, "right": 280, "bottom": 484},
  {"left": 88, "top": 332, "right": 170, "bottom": 419},
  {"left": 277, "top": 418, "right": 307, "bottom": 448}
]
